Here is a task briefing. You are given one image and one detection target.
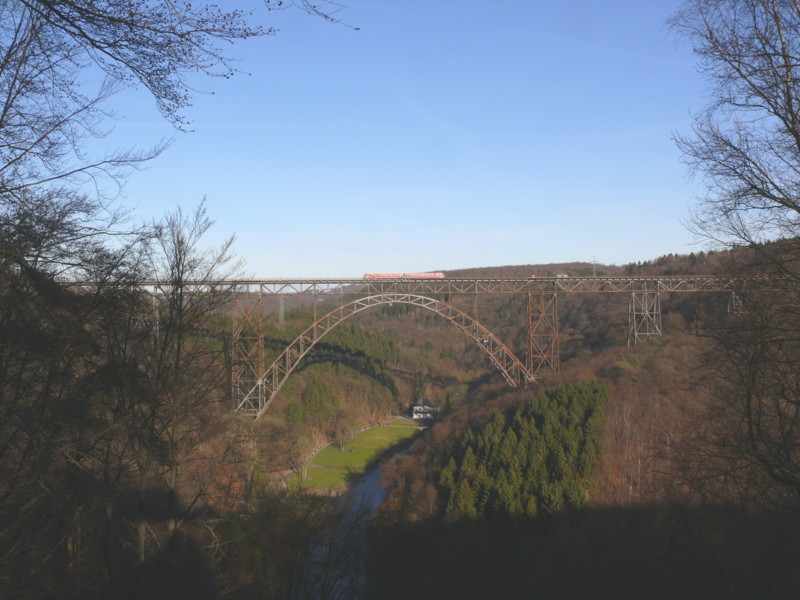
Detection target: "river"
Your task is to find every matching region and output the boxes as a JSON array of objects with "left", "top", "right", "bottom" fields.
[
  {"left": 340, "top": 466, "right": 387, "bottom": 514},
  {"left": 291, "top": 464, "right": 389, "bottom": 600}
]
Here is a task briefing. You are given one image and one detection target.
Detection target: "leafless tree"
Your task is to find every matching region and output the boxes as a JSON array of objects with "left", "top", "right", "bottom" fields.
[
  {"left": 0, "top": 2, "right": 349, "bottom": 596},
  {"left": 671, "top": 0, "right": 800, "bottom": 507},
  {"left": 0, "top": 1, "right": 269, "bottom": 202},
  {"left": 0, "top": 209, "right": 151, "bottom": 595},
  {"left": 675, "top": 289, "right": 800, "bottom": 507},
  {"left": 671, "top": 0, "right": 800, "bottom": 253},
  {"left": 292, "top": 498, "right": 375, "bottom": 600}
]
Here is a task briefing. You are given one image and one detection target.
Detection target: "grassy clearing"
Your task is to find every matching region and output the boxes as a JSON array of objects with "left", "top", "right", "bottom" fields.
[
  {"left": 301, "top": 466, "right": 350, "bottom": 488},
  {"left": 297, "top": 418, "right": 419, "bottom": 489}
]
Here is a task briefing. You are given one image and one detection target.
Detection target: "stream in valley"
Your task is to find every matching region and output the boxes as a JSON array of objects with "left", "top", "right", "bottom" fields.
[{"left": 292, "top": 457, "right": 393, "bottom": 599}]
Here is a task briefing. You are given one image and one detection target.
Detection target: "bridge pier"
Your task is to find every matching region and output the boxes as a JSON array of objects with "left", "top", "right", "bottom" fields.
[
  {"left": 231, "top": 288, "right": 265, "bottom": 413},
  {"left": 528, "top": 292, "right": 560, "bottom": 375},
  {"left": 150, "top": 294, "right": 160, "bottom": 345},
  {"left": 728, "top": 290, "right": 743, "bottom": 315},
  {"left": 627, "top": 290, "right": 661, "bottom": 346}
]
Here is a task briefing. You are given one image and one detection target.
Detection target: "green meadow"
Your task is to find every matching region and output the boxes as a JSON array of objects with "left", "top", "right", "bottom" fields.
[{"left": 299, "top": 418, "right": 419, "bottom": 489}]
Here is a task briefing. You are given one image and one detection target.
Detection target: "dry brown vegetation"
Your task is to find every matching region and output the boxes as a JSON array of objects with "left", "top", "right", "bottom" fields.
[
  {"left": 4, "top": 240, "right": 799, "bottom": 599},
  {"left": 365, "top": 250, "right": 800, "bottom": 599}
]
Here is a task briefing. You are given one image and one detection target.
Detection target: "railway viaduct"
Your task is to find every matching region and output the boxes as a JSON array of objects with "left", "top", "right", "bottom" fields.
[{"left": 223, "top": 275, "right": 752, "bottom": 420}]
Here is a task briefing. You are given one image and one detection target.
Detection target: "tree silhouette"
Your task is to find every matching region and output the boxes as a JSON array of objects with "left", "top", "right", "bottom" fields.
[{"left": 671, "top": 0, "right": 800, "bottom": 507}]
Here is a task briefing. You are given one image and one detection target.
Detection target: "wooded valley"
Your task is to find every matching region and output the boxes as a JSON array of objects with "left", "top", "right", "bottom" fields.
[{"left": 4, "top": 1, "right": 800, "bottom": 598}]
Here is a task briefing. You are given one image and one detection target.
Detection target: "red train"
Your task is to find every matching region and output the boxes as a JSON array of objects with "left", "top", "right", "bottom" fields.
[{"left": 363, "top": 272, "right": 446, "bottom": 279}]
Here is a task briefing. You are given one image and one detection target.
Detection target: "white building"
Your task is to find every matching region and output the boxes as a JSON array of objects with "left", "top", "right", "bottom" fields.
[{"left": 411, "top": 400, "right": 439, "bottom": 420}]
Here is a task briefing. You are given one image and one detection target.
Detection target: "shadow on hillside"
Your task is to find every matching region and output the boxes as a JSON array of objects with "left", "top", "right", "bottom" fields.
[
  {"left": 343, "top": 428, "right": 422, "bottom": 487},
  {"left": 294, "top": 342, "right": 398, "bottom": 395},
  {"left": 367, "top": 503, "right": 800, "bottom": 600}
]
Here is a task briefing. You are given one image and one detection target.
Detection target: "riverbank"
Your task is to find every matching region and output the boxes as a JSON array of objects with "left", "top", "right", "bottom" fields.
[{"left": 296, "top": 417, "right": 420, "bottom": 491}]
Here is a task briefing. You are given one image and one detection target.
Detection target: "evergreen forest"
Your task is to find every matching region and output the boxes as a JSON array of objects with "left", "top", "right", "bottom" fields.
[{"left": 439, "top": 381, "right": 607, "bottom": 520}]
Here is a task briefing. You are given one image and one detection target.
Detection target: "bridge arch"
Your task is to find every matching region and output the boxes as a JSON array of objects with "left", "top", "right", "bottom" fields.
[{"left": 237, "top": 293, "right": 532, "bottom": 420}]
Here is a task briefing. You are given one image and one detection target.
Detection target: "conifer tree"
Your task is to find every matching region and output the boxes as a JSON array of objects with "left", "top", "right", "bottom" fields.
[
  {"left": 439, "top": 381, "right": 608, "bottom": 520},
  {"left": 439, "top": 457, "right": 457, "bottom": 492}
]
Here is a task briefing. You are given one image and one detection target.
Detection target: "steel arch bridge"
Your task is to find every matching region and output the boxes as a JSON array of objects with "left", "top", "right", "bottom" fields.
[
  {"left": 226, "top": 274, "right": 766, "bottom": 420},
  {"left": 235, "top": 293, "right": 532, "bottom": 420},
  {"left": 64, "top": 274, "right": 775, "bottom": 419}
]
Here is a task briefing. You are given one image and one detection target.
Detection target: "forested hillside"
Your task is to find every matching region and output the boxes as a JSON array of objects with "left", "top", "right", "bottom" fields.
[
  {"left": 5, "top": 0, "right": 800, "bottom": 598},
  {"left": 439, "top": 381, "right": 607, "bottom": 519},
  {"left": 360, "top": 248, "right": 800, "bottom": 599},
  {"left": 4, "top": 229, "right": 799, "bottom": 599}
]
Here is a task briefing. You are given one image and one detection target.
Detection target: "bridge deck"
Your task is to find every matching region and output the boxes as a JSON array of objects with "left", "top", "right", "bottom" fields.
[{"left": 130, "top": 276, "right": 764, "bottom": 295}]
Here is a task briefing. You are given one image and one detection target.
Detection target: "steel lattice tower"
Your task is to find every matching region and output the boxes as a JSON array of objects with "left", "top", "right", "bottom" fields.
[
  {"left": 627, "top": 290, "right": 661, "bottom": 346},
  {"left": 528, "top": 291, "right": 559, "bottom": 375}
]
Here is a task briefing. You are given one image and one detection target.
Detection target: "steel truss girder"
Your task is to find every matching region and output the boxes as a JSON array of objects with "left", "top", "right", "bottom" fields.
[
  {"left": 177, "top": 275, "right": 749, "bottom": 297},
  {"left": 67, "top": 275, "right": 774, "bottom": 300},
  {"left": 528, "top": 292, "right": 559, "bottom": 375},
  {"left": 628, "top": 291, "right": 662, "bottom": 346},
  {"left": 237, "top": 293, "right": 532, "bottom": 420}
]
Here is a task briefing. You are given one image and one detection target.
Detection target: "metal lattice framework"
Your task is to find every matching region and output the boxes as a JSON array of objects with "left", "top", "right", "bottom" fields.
[
  {"left": 628, "top": 291, "right": 662, "bottom": 346},
  {"left": 231, "top": 291, "right": 264, "bottom": 406},
  {"left": 215, "top": 275, "right": 749, "bottom": 296},
  {"left": 529, "top": 292, "right": 559, "bottom": 375},
  {"left": 225, "top": 275, "right": 773, "bottom": 418},
  {"left": 62, "top": 275, "right": 779, "bottom": 418},
  {"left": 237, "top": 293, "right": 532, "bottom": 420}
]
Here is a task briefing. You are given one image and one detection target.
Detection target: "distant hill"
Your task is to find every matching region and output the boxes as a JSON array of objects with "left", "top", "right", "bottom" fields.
[
  {"left": 442, "top": 262, "right": 623, "bottom": 278},
  {"left": 439, "top": 248, "right": 744, "bottom": 279}
]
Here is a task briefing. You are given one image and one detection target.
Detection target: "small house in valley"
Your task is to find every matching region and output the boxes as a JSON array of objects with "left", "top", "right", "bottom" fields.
[{"left": 411, "top": 399, "right": 439, "bottom": 421}]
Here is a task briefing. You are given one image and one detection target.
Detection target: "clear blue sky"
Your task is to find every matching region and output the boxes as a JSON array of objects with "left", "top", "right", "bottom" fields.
[{"left": 106, "top": 0, "right": 705, "bottom": 278}]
